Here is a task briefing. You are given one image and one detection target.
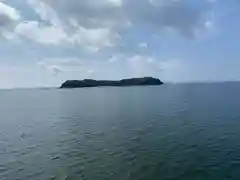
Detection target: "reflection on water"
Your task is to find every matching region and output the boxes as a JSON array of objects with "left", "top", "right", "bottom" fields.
[{"left": 1, "top": 84, "right": 240, "bottom": 180}]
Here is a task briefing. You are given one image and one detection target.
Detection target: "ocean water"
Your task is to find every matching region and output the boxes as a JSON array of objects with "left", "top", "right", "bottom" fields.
[{"left": 1, "top": 83, "right": 240, "bottom": 180}]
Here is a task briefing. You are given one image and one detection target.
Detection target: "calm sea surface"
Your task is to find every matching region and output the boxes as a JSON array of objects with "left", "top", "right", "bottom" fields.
[{"left": 1, "top": 83, "right": 240, "bottom": 180}]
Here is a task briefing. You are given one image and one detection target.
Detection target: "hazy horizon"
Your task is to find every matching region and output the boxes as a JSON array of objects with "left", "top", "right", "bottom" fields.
[{"left": 2, "top": 80, "right": 240, "bottom": 90}]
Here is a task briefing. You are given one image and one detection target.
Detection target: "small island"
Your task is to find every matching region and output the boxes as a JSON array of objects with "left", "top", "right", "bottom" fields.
[{"left": 60, "top": 77, "right": 163, "bottom": 88}]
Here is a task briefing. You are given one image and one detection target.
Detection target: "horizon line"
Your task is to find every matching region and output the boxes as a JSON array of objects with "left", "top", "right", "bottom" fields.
[{"left": 1, "top": 80, "right": 240, "bottom": 90}]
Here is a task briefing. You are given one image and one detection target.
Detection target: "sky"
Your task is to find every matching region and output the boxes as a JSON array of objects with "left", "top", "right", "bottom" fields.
[{"left": 0, "top": 0, "right": 239, "bottom": 88}]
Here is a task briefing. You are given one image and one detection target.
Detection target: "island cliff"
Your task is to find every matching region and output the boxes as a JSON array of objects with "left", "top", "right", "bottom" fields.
[{"left": 60, "top": 77, "right": 163, "bottom": 88}]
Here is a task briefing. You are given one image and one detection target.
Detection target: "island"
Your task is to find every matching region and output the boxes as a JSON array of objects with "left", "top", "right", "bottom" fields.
[{"left": 60, "top": 77, "right": 163, "bottom": 88}]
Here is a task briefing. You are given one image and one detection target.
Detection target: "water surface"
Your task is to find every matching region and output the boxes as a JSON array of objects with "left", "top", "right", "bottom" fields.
[{"left": 1, "top": 83, "right": 240, "bottom": 180}]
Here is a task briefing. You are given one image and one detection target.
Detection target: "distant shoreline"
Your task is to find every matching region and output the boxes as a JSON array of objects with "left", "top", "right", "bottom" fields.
[
  {"left": 60, "top": 77, "right": 164, "bottom": 89},
  {"left": 2, "top": 81, "right": 240, "bottom": 90}
]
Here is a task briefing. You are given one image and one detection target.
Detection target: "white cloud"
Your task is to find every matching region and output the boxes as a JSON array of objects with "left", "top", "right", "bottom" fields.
[
  {"left": 0, "top": 2, "right": 20, "bottom": 35},
  {"left": 127, "top": 55, "right": 160, "bottom": 77},
  {"left": 138, "top": 43, "right": 148, "bottom": 48},
  {"left": 37, "top": 57, "right": 88, "bottom": 76},
  {"left": 70, "top": 27, "right": 119, "bottom": 51},
  {"left": 15, "top": 20, "right": 118, "bottom": 50},
  {"left": 123, "top": 55, "right": 189, "bottom": 82},
  {"left": 22, "top": 0, "right": 213, "bottom": 48},
  {"left": 37, "top": 61, "right": 63, "bottom": 75},
  {"left": 0, "top": 2, "right": 20, "bottom": 22},
  {"left": 15, "top": 21, "right": 67, "bottom": 45},
  {"left": 28, "top": 0, "right": 61, "bottom": 26}
]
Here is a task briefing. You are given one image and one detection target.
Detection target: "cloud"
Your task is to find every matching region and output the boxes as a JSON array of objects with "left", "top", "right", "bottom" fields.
[
  {"left": 106, "top": 54, "right": 187, "bottom": 81},
  {"left": 48, "top": 65, "right": 63, "bottom": 75},
  {"left": 14, "top": 0, "right": 119, "bottom": 50},
  {"left": 34, "top": 0, "right": 211, "bottom": 36},
  {"left": 37, "top": 57, "right": 87, "bottom": 75},
  {"left": 0, "top": 2, "right": 20, "bottom": 23},
  {"left": 15, "top": 21, "right": 67, "bottom": 45},
  {"left": 0, "top": 2, "right": 20, "bottom": 34},
  {"left": 16, "top": 0, "right": 214, "bottom": 49},
  {"left": 36, "top": 0, "right": 125, "bottom": 29},
  {"left": 127, "top": 55, "right": 160, "bottom": 77},
  {"left": 69, "top": 26, "right": 119, "bottom": 51},
  {"left": 123, "top": 55, "right": 188, "bottom": 82},
  {"left": 15, "top": 21, "right": 118, "bottom": 50},
  {"left": 108, "top": 54, "right": 125, "bottom": 63},
  {"left": 28, "top": 0, "right": 61, "bottom": 26},
  {"left": 37, "top": 61, "right": 63, "bottom": 75},
  {"left": 138, "top": 42, "right": 148, "bottom": 48}
]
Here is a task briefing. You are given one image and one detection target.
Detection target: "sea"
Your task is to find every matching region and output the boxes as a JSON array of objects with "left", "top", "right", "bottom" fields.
[{"left": 1, "top": 83, "right": 240, "bottom": 180}]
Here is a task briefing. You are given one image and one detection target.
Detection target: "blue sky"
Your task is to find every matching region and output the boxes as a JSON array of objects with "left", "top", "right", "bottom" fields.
[{"left": 0, "top": 0, "right": 239, "bottom": 88}]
